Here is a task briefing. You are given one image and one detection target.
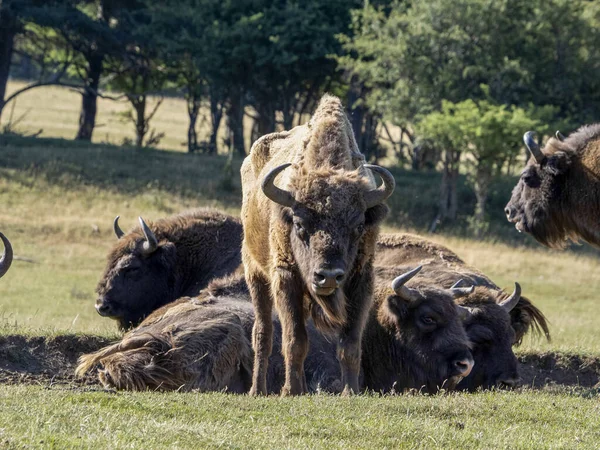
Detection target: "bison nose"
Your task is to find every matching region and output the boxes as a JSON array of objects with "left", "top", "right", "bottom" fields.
[
  {"left": 95, "top": 299, "right": 112, "bottom": 317},
  {"left": 314, "top": 268, "right": 345, "bottom": 289},
  {"left": 498, "top": 376, "right": 521, "bottom": 389},
  {"left": 452, "top": 355, "right": 474, "bottom": 378},
  {"left": 505, "top": 206, "right": 515, "bottom": 220}
]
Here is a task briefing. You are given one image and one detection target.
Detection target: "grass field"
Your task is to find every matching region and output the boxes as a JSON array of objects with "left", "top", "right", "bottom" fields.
[{"left": 0, "top": 85, "right": 599, "bottom": 448}]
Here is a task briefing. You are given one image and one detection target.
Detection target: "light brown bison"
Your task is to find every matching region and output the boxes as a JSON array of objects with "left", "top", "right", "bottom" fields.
[
  {"left": 96, "top": 209, "right": 242, "bottom": 330},
  {"left": 505, "top": 126, "right": 600, "bottom": 248},
  {"left": 375, "top": 233, "right": 550, "bottom": 390},
  {"left": 0, "top": 232, "right": 13, "bottom": 279},
  {"left": 76, "top": 269, "right": 474, "bottom": 394},
  {"left": 241, "top": 94, "right": 395, "bottom": 395}
]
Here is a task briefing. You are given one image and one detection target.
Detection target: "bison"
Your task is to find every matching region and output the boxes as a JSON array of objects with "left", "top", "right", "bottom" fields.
[
  {"left": 76, "top": 268, "right": 474, "bottom": 394},
  {"left": 241, "top": 94, "right": 394, "bottom": 395},
  {"left": 505, "top": 125, "right": 600, "bottom": 248},
  {"left": 95, "top": 208, "right": 242, "bottom": 330},
  {"left": 0, "top": 232, "right": 13, "bottom": 279},
  {"left": 375, "top": 233, "right": 550, "bottom": 390}
]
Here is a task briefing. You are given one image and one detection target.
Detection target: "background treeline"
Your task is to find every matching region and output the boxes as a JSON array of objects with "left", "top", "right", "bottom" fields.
[{"left": 1, "top": 0, "right": 599, "bottom": 236}]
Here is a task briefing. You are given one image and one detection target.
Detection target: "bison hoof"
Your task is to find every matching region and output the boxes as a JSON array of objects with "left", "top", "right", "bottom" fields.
[{"left": 249, "top": 385, "right": 268, "bottom": 396}]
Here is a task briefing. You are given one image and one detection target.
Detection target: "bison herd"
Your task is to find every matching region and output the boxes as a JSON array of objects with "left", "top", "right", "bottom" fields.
[{"left": 3, "top": 95, "right": 600, "bottom": 396}]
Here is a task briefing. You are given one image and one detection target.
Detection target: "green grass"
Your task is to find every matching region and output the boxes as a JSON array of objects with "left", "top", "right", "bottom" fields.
[
  {"left": 0, "top": 386, "right": 599, "bottom": 449},
  {"left": 0, "top": 106, "right": 599, "bottom": 447}
]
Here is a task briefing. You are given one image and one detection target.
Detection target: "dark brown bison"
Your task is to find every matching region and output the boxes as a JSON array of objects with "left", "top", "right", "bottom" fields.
[
  {"left": 375, "top": 233, "right": 550, "bottom": 390},
  {"left": 241, "top": 94, "right": 394, "bottom": 395},
  {"left": 76, "top": 268, "right": 473, "bottom": 394},
  {"left": 95, "top": 208, "right": 242, "bottom": 330},
  {"left": 505, "top": 125, "right": 600, "bottom": 248},
  {"left": 0, "top": 232, "right": 13, "bottom": 279}
]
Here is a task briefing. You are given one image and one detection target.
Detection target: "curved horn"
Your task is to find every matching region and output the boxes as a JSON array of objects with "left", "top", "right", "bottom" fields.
[
  {"left": 363, "top": 165, "right": 396, "bottom": 208},
  {"left": 138, "top": 217, "right": 158, "bottom": 255},
  {"left": 261, "top": 163, "right": 295, "bottom": 207},
  {"left": 450, "top": 279, "right": 466, "bottom": 289},
  {"left": 499, "top": 282, "right": 521, "bottom": 312},
  {"left": 0, "top": 232, "right": 13, "bottom": 279},
  {"left": 113, "top": 216, "right": 125, "bottom": 239},
  {"left": 457, "top": 305, "right": 473, "bottom": 321},
  {"left": 523, "top": 131, "right": 545, "bottom": 164},
  {"left": 451, "top": 286, "right": 475, "bottom": 298},
  {"left": 391, "top": 266, "right": 422, "bottom": 302},
  {"left": 555, "top": 131, "right": 565, "bottom": 141}
]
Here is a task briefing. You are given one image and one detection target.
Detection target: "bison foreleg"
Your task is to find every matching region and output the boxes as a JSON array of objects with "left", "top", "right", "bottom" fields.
[
  {"left": 273, "top": 267, "right": 308, "bottom": 396},
  {"left": 246, "top": 269, "right": 273, "bottom": 396},
  {"left": 338, "top": 269, "right": 373, "bottom": 395}
]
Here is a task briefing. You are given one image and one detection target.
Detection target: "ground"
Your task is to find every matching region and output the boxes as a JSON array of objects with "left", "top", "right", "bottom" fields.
[{"left": 0, "top": 84, "right": 599, "bottom": 448}]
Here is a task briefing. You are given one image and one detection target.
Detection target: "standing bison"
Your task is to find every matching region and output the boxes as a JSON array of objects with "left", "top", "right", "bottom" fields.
[
  {"left": 0, "top": 232, "right": 13, "bottom": 279},
  {"left": 76, "top": 268, "right": 474, "bottom": 394},
  {"left": 241, "top": 95, "right": 395, "bottom": 395},
  {"left": 505, "top": 125, "right": 600, "bottom": 248},
  {"left": 95, "top": 209, "right": 242, "bottom": 330},
  {"left": 375, "top": 233, "right": 549, "bottom": 390}
]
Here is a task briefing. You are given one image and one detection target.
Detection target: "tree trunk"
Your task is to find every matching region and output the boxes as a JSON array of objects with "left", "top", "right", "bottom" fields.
[
  {"left": 346, "top": 76, "right": 365, "bottom": 153},
  {"left": 255, "top": 100, "right": 275, "bottom": 140},
  {"left": 128, "top": 95, "right": 147, "bottom": 147},
  {"left": 76, "top": 52, "right": 103, "bottom": 141},
  {"left": 186, "top": 91, "right": 201, "bottom": 153},
  {"left": 209, "top": 92, "right": 223, "bottom": 155},
  {"left": 473, "top": 164, "right": 492, "bottom": 239},
  {"left": 0, "top": 8, "right": 17, "bottom": 124},
  {"left": 430, "top": 150, "right": 460, "bottom": 232},
  {"left": 227, "top": 90, "right": 245, "bottom": 157}
]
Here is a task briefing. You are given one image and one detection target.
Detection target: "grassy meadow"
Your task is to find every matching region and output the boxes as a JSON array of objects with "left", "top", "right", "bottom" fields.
[{"left": 0, "top": 83, "right": 599, "bottom": 448}]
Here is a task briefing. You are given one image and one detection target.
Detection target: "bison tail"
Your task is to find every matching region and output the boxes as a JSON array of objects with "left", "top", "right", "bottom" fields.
[{"left": 511, "top": 295, "right": 551, "bottom": 345}]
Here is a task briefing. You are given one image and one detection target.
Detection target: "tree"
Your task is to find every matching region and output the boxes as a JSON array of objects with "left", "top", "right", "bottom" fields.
[{"left": 418, "top": 99, "right": 540, "bottom": 236}]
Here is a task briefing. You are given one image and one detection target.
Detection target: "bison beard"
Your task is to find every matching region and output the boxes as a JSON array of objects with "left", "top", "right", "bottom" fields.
[
  {"left": 506, "top": 125, "right": 600, "bottom": 248},
  {"left": 241, "top": 94, "right": 394, "bottom": 395}
]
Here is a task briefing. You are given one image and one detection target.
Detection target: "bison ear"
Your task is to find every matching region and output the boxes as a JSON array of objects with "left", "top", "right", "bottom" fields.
[
  {"left": 365, "top": 203, "right": 389, "bottom": 226},
  {"left": 157, "top": 242, "right": 177, "bottom": 266},
  {"left": 545, "top": 151, "right": 571, "bottom": 176},
  {"left": 383, "top": 294, "right": 410, "bottom": 323}
]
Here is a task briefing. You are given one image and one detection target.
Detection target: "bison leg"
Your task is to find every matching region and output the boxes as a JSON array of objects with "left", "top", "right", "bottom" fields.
[
  {"left": 338, "top": 269, "right": 373, "bottom": 395},
  {"left": 246, "top": 268, "right": 273, "bottom": 396},
  {"left": 273, "top": 267, "right": 308, "bottom": 396}
]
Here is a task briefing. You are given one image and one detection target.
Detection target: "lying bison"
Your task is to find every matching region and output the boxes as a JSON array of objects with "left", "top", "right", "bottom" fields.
[
  {"left": 241, "top": 95, "right": 394, "bottom": 395},
  {"left": 76, "top": 268, "right": 474, "bottom": 394},
  {"left": 505, "top": 125, "right": 600, "bottom": 248},
  {"left": 96, "top": 209, "right": 242, "bottom": 329},
  {"left": 375, "top": 233, "right": 550, "bottom": 390},
  {"left": 0, "top": 232, "right": 13, "bottom": 279}
]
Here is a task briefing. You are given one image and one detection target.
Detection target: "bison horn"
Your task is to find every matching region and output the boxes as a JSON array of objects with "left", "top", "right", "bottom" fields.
[
  {"left": 391, "top": 265, "right": 422, "bottom": 302},
  {"left": 138, "top": 217, "right": 158, "bottom": 255},
  {"left": 457, "top": 305, "right": 473, "bottom": 321},
  {"left": 113, "top": 216, "right": 125, "bottom": 239},
  {"left": 555, "top": 131, "right": 565, "bottom": 141},
  {"left": 499, "top": 282, "right": 521, "bottom": 312},
  {"left": 261, "top": 163, "right": 295, "bottom": 207},
  {"left": 451, "top": 286, "right": 475, "bottom": 298},
  {"left": 363, "top": 165, "right": 396, "bottom": 209},
  {"left": 0, "top": 232, "right": 13, "bottom": 279},
  {"left": 523, "top": 131, "right": 545, "bottom": 164}
]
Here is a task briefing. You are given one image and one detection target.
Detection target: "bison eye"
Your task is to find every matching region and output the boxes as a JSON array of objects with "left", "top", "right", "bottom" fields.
[
  {"left": 352, "top": 225, "right": 365, "bottom": 239},
  {"left": 294, "top": 222, "right": 307, "bottom": 240},
  {"left": 421, "top": 316, "right": 435, "bottom": 326}
]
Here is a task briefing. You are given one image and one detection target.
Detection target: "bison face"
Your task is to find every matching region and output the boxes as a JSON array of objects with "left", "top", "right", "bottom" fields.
[
  {"left": 96, "top": 218, "right": 177, "bottom": 330},
  {"left": 505, "top": 132, "right": 573, "bottom": 247},
  {"left": 264, "top": 164, "right": 393, "bottom": 305},
  {"left": 381, "top": 268, "right": 474, "bottom": 393},
  {"left": 458, "top": 302, "right": 520, "bottom": 391}
]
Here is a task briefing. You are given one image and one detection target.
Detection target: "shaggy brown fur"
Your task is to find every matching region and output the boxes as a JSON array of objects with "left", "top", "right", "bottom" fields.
[
  {"left": 77, "top": 271, "right": 472, "bottom": 394},
  {"left": 241, "top": 95, "right": 392, "bottom": 396},
  {"left": 95, "top": 208, "right": 242, "bottom": 329},
  {"left": 506, "top": 124, "right": 600, "bottom": 248},
  {"left": 375, "top": 233, "right": 550, "bottom": 390}
]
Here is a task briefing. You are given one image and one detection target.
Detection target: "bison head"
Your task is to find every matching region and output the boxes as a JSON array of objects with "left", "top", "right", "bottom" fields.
[
  {"left": 378, "top": 266, "right": 475, "bottom": 393},
  {"left": 505, "top": 131, "right": 574, "bottom": 248},
  {"left": 95, "top": 216, "right": 177, "bottom": 330},
  {"left": 0, "top": 232, "right": 13, "bottom": 279},
  {"left": 457, "top": 283, "right": 528, "bottom": 391},
  {"left": 262, "top": 163, "right": 394, "bottom": 327}
]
